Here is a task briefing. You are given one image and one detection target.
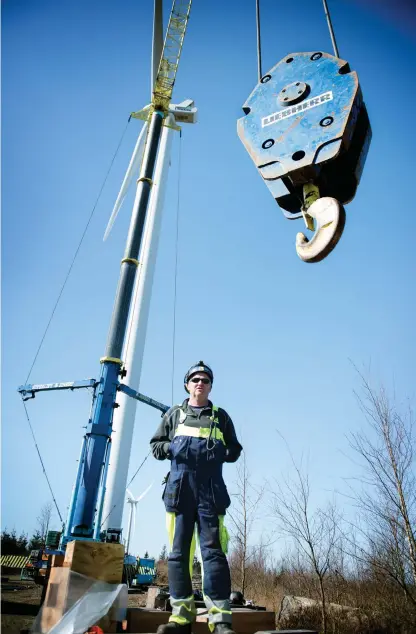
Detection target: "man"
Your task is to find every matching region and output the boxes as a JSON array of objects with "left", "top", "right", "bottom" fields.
[{"left": 150, "top": 361, "right": 242, "bottom": 634}]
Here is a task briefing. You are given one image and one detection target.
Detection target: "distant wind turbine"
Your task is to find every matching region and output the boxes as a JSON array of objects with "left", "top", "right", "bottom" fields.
[{"left": 125, "top": 483, "right": 153, "bottom": 555}]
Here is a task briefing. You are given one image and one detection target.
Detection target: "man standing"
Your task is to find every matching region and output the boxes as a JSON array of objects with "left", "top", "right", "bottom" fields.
[{"left": 150, "top": 361, "right": 242, "bottom": 634}]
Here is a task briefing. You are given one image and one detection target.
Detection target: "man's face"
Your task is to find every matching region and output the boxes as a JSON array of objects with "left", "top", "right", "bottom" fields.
[{"left": 187, "top": 373, "right": 212, "bottom": 400}]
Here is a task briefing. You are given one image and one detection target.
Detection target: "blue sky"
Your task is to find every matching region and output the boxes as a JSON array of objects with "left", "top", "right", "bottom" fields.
[{"left": 2, "top": 0, "right": 415, "bottom": 559}]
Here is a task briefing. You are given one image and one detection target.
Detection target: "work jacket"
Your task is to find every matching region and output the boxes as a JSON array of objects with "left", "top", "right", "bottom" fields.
[{"left": 150, "top": 399, "right": 242, "bottom": 514}]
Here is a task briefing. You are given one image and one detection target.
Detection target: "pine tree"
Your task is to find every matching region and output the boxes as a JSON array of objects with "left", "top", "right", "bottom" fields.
[
  {"left": 1, "top": 529, "right": 29, "bottom": 555},
  {"left": 28, "top": 530, "right": 44, "bottom": 551},
  {"left": 159, "top": 544, "right": 168, "bottom": 561}
]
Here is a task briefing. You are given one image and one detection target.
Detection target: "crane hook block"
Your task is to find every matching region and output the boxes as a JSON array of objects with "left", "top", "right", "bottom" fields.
[{"left": 237, "top": 52, "right": 371, "bottom": 262}]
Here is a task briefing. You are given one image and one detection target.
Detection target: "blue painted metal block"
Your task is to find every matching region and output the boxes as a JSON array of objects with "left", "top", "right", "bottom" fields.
[{"left": 238, "top": 51, "right": 371, "bottom": 219}]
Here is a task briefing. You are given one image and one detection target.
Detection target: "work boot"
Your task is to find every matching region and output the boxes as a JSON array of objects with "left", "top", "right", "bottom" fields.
[
  {"left": 212, "top": 623, "right": 236, "bottom": 634},
  {"left": 156, "top": 622, "right": 192, "bottom": 634}
]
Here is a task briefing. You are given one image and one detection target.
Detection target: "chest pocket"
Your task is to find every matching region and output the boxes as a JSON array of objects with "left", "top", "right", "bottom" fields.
[{"left": 170, "top": 435, "right": 190, "bottom": 461}]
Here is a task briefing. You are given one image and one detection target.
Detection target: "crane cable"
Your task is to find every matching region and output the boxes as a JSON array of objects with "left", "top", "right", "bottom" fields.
[
  {"left": 255, "top": 0, "right": 262, "bottom": 82},
  {"left": 322, "top": 0, "right": 340, "bottom": 58},
  {"left": 171, "top": 131, "right": 182, "bottom": 404},
  {"left": 24, "top": 119, "right": 131, "bottom": 385},
  {"left": 22, "top": 401, "right": 64, "bottom": 525},
  {"left": 100, "top": 451, "right": 151, "bottom": 529},
  {"left": 255, "top": 0, "right": 340, "bottom": 83},
  {"left": 20, "top": 119, "right": 131, "bottom": 521}
]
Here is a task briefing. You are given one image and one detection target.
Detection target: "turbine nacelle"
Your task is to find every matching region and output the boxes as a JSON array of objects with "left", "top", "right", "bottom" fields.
[
  {"left": 103, "top": 99, "right": 197, "bottom": 241},
  {"left": 169, "top": 99, "right": 198, "bottom": 124}
]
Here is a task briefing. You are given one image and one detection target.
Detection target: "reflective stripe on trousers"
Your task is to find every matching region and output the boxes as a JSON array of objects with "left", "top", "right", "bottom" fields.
[{"left": 166, "top": 511, "right": 232, "bottom": 630}]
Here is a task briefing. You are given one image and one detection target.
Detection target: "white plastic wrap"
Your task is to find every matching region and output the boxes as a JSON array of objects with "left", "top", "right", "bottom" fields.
[{"left": 31, "top": 568, "right": 127, "bottom": 634}]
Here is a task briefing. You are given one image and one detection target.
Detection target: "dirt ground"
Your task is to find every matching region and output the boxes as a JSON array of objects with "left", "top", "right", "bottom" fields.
[
  {"left": 1, "top": 575, "right": 43, "bottom": 634},
  {"left": 1, "top": 574, "right": 148, "bottom": 634}
]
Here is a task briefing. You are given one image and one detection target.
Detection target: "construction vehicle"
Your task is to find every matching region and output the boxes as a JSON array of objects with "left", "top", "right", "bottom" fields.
[
  {"left": 20, "top": 549, "right": 49, "bottom": 585},
  {"left": 123, "top": 555, "right": 156, "bottom": 589},
  {"left": 131, "top": 557, "right": 157, "bottom": 588},
  {"left": 20, "top": 531, "right": 62, "bottom": 590}
]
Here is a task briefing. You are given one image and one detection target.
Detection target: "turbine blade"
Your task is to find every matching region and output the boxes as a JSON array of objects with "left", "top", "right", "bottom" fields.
[
  {"left": 126, "top": 488, "right": 134, "bottom": 501},
  {"left": 103, "top": 122, "right": 148, "bottom": 241},
  {"left": 137, "top": 482, "right": 153, "bottom": 502}
]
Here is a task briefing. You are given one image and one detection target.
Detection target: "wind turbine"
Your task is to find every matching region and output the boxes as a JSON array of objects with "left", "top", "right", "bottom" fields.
[
  {"left": 125, "top": 484, "right": 153, "bottom": 556},
  {"left": 101, "top": 0, "right": 196, "bottom": 536}
]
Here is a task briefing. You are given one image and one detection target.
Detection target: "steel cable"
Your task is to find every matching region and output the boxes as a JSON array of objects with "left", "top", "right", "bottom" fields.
[
  {"left": 22, "top": 401, "right": 64, "bottom": 525},
  {"left": 171, "top": 131, "right": 182, "bottom": 405},
  {"left": 24, "top": 119, "right": 131, "bottom": 384}
]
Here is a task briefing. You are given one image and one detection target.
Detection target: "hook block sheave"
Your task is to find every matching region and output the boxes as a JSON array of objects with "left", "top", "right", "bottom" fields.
[{"left": 237, "top": 51, "right": 371, "bottom": 261}]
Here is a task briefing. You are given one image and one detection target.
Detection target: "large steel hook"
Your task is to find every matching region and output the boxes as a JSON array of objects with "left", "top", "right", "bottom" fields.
[{"left": 295, "top": 183, "right": 346, "bottom": 263}]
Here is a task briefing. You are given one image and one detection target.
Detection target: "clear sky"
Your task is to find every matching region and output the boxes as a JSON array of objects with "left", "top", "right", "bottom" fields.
[{"left": 2, "top": 0, "right": 416, "bottom": 559}]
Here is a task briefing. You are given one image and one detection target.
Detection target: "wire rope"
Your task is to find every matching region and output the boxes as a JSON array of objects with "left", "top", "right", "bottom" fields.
[
  {"left": 255, "top": 0, "right": 263, "bottom": 82},
  {"left": 99, "top": 451, "right": 151, "bottom": 529},
  {"left": 22, "top": 401, "right": 64, "bottom": 525},
  {"left": 322, "top": 0, "right": 340, "bottom": 58},
  {"left": 21, "top": 118, "right": 131, "bottom": 529},
  {"left": 171, "top": 131, "right": 182, "bottom": 405},
  {"left": 24, "top": 119, "right": 131, "bottom": 385}
]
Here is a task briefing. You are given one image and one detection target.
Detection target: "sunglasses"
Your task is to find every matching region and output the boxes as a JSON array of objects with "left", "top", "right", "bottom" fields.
[{"left": 190, "top": 377, "right": 210, "bottom": 384}]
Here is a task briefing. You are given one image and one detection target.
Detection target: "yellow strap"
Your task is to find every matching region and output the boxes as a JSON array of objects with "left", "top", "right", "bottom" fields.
[
  {"left": 100, "top": 357, "right": 123, "bottom": 365},
  {"left": 121, "top": 257, "right": 139, "bottom": 266},
  {"left": 174, "top": 423, "right": 225, "bottom": 445}
]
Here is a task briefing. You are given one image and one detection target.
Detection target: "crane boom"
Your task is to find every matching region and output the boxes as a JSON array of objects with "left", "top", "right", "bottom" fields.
[
  {"left": 153, "top": 0, "right": 192, "bottom": 112},
  {"left": 132, "top": 0, "right": 192, "bottom": 124}
]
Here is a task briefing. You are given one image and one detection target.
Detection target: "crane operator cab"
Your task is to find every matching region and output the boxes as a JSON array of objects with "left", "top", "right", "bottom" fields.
[{"left": 238, "top": 51, "right": 371, "bottom": 263}]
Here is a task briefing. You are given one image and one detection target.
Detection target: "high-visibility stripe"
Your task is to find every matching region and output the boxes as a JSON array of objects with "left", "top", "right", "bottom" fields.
[
  {"left": 206, "top": 604, "right": 233, "bottom": 632},
  {"left": 166, "top": 512, "right": 176, "bottom": 550},
  {"left": 166, "top": 512, "right": 196, "bottom": 580},
  {"left": 174, "top": 423, "right": 225, "bottom": 444},
  {"left": 189, "top": 527, "right": 196, "bottom": 579},
  {"left": 218, "top": 516, "right": 229, "bottom": 554},
  {"left": 169, "top": 614, "right": 192, "bottom": 625},
  {"left": 169, "top": 595, "right": 197, "bottom": 625}
]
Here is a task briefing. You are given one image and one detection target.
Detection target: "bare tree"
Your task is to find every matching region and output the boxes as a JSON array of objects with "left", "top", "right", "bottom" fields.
[
  {"left": 270, "top": 452, "right": 340, "bottom": 634},
  {"left": 227, "top": 452, "right": 267, "bottom": 595},
  {"left": 36, "top": 502, "right": 53, "bottom": 544},
  {"left": 347, "top": 375, "right": 416, "bottom": 604}
]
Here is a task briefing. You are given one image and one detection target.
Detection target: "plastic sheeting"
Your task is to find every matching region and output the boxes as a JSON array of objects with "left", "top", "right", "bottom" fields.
[{"left": 31, "top": 568, "right": 127, "bottom": 634}]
